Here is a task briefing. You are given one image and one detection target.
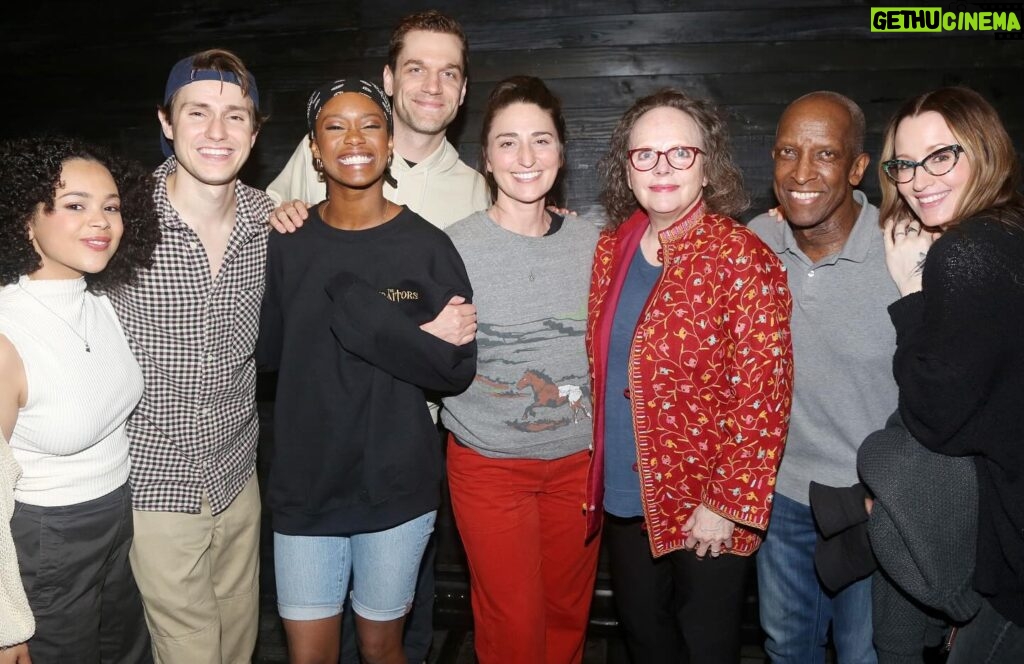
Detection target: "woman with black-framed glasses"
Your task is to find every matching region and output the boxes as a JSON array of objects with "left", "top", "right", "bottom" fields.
[
  {"left": 875, "top": 86, "right": 1024, "bottom": 662},
  {"left": 585, "top": 88, "right": 794, "bottom": 664}
]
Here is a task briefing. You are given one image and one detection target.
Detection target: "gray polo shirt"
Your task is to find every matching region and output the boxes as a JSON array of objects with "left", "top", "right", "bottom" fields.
[{"left": 748, "top": 190, "right": 899, "bottom": 505}]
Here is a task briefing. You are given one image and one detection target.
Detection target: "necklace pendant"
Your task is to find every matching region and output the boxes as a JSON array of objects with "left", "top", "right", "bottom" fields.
[{"left": 85, "top": 343, "right": 91, "bottom": 352}]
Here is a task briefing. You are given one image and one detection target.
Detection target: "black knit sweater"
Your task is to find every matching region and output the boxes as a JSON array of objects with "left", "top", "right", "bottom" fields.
[{"left": 888, "top": 211, "right": 1024, "bottom": 626}]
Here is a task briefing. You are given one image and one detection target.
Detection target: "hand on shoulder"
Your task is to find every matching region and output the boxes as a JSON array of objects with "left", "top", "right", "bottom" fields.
[{"left": 267, "top": 199, "right": 310, "bottom": 234}]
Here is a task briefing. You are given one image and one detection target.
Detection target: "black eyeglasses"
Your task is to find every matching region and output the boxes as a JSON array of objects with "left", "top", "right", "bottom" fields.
[
  {"left": 882, "top": 144, "right": 965, "bottom": 184},
  {"left": 627, "top": 146, "right": 705, "bottom": 172}
]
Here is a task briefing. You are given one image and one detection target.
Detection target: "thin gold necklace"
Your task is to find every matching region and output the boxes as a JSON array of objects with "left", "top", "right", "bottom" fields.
[{"left": 18, "top": 282, "right": 91, "bottom": 352}]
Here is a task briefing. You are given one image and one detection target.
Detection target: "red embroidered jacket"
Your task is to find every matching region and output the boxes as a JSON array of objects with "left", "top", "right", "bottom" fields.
[{"left": 585, "top": 203, "right": 793, "bottom": 556}]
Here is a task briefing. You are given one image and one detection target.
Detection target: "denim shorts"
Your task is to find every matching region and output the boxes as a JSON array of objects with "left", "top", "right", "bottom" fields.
[{"left": 274, "top": 510, "right": 436, "bottom": 622}]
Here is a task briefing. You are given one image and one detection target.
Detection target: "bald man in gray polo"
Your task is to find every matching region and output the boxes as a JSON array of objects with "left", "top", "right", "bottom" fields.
[{"left": 748, "top": 92, "right": 899, "bottom": 664}]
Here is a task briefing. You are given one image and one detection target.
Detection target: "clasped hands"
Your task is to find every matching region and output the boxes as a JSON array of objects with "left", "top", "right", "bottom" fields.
[
  {"left": 682, "top": 504, "right": 735, "bottom": 560},
  {"left": 267, "top": 199, "right": 477, "bottom": 346}
]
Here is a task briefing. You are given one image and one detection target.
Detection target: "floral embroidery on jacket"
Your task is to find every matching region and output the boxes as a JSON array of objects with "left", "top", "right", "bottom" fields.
[{"left": 586, "top": 205, "right": 793, "bottom": 556}]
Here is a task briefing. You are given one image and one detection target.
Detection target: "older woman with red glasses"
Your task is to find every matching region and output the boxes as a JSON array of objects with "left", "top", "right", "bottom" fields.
[{"left": 585, "top": 89, "right": 793, "bottom": 664}]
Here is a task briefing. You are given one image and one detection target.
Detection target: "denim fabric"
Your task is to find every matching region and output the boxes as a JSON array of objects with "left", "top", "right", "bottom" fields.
[
  {"left": 274, "top": 510, "right": 436, "bottom": 622},
  {"left": 757, "top": 492, "right": 876, "bottom": 663}
]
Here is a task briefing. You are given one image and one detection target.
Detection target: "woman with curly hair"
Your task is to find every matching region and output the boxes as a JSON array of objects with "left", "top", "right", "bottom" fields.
[
  {"left": 877, "top": 86, "right": 1024, "bottom": 662},
  {"left": 0, "top": 135, "right": 159, "bottom": 663},
  {"left": 585, "top": 89, "right": 793, "bottom": 663}
]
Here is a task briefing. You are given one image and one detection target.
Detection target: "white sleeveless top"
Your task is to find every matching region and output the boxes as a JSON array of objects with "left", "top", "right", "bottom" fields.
[{"left": 0, "top": 277, "right": 143, "bottom": 506}]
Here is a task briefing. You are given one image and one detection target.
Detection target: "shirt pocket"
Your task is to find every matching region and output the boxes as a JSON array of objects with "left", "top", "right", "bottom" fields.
[{"left": 231, "top": 287, "right": 263, "bottom": 356}]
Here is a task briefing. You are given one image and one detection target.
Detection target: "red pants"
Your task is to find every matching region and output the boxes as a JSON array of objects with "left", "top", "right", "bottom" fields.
[{"left": 447, "top": 437, "right": 600, "bottom": 664}]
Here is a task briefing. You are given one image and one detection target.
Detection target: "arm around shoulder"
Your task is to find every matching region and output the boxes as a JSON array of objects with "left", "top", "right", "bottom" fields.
[{"left": 326, "top": 270, "right": 476, "bottom": 394}]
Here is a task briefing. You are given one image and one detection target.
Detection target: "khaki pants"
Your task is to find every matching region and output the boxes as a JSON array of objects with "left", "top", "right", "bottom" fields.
[{"left": 130, "top": 475, "right": 261, "bottom": 664}]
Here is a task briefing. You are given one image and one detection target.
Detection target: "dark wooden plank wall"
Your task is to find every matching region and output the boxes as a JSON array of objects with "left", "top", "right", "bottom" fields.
[{"left": 2, "top": 0, "right": 1021, "bottom": 219}]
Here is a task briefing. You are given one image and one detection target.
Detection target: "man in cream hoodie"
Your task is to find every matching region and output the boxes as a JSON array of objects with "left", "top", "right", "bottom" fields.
[{"left": 266, "top": 11, "right": 487, "bottom": 228}]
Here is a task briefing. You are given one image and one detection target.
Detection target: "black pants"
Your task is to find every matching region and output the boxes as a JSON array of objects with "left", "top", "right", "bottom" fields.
[
  {"left": 604, "top": 514, "right": 751, "bottom": 664},
  {"left": 12, "top": 483, "right": 152, "bottom": 664}
]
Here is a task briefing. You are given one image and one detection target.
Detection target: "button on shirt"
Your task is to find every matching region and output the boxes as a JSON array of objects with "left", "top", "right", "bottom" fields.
[
  {"left": 109, "top": 157, "right": 274, "bottom": 515},
  {"left": 747, "top": 190, "right": 899, "bottom": 505}
]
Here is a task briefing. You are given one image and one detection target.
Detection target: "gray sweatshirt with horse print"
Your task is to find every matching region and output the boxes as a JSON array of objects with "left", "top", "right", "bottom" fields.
[{"left": 442, "top": 210, "right": 598, "bottom": 460}]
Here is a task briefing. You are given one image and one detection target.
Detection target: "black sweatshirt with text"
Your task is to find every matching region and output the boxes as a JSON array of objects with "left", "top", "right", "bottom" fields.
[{"left": 258, "top": 207, "right": 475, "bottom": 536}]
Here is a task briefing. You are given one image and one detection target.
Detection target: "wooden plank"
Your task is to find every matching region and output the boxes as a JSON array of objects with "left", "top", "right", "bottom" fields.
[
  {"left": 0, "top": 7, "right": 912, "bottom": 59},
  {"left": 0, "top": 0, "right": 890, "bottom": 40},
  {"left": 466, "top": 39, "right": 1022, "bottom": 80},
  {"left": 461, "top": 68, "right": 1024, "bottom": 110},
  {"left": 352, "top": 0, "right": 873, "bottom": 25},
  {"left": 9, "top": 37, "right": 1015, "bottom": 100}
]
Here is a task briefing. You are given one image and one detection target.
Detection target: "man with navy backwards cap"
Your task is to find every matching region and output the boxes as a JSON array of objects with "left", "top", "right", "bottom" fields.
[{"left": 108, "top": 48, "right": 274, "bottom": 664}]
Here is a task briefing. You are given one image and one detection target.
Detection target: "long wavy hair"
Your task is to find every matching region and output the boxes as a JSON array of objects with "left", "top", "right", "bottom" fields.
[
  {"left": 599, "top": 89, "right": 749, "bottom": 228},
  {"left": 0, "top": 136, "right": 160, "bottom": 291},
  {"left": 879, "top": 86, "right": 1024, "bottom": 230}
]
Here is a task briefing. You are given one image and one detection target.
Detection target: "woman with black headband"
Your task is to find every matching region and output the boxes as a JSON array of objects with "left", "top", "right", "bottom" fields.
[{"left": 257, "top": 79, "right": 476, "bottom": 664}]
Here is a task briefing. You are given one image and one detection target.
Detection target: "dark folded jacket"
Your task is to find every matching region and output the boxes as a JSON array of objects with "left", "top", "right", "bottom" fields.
[{"left": 857, "top": 410, "right": 981, "bottom": 662}]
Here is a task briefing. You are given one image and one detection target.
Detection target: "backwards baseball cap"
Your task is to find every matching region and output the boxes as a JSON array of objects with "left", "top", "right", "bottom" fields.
[
  {"left": 305, "top": 79, "right": 392, "bottom": 138},
  {"left": 160, "top": 52, "right": 261, "bottom": 158}
]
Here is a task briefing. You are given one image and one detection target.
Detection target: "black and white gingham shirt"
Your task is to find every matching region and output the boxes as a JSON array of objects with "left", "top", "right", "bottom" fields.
[{"left": 110, "top": 158, "right": 274, "bottom": 515}]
